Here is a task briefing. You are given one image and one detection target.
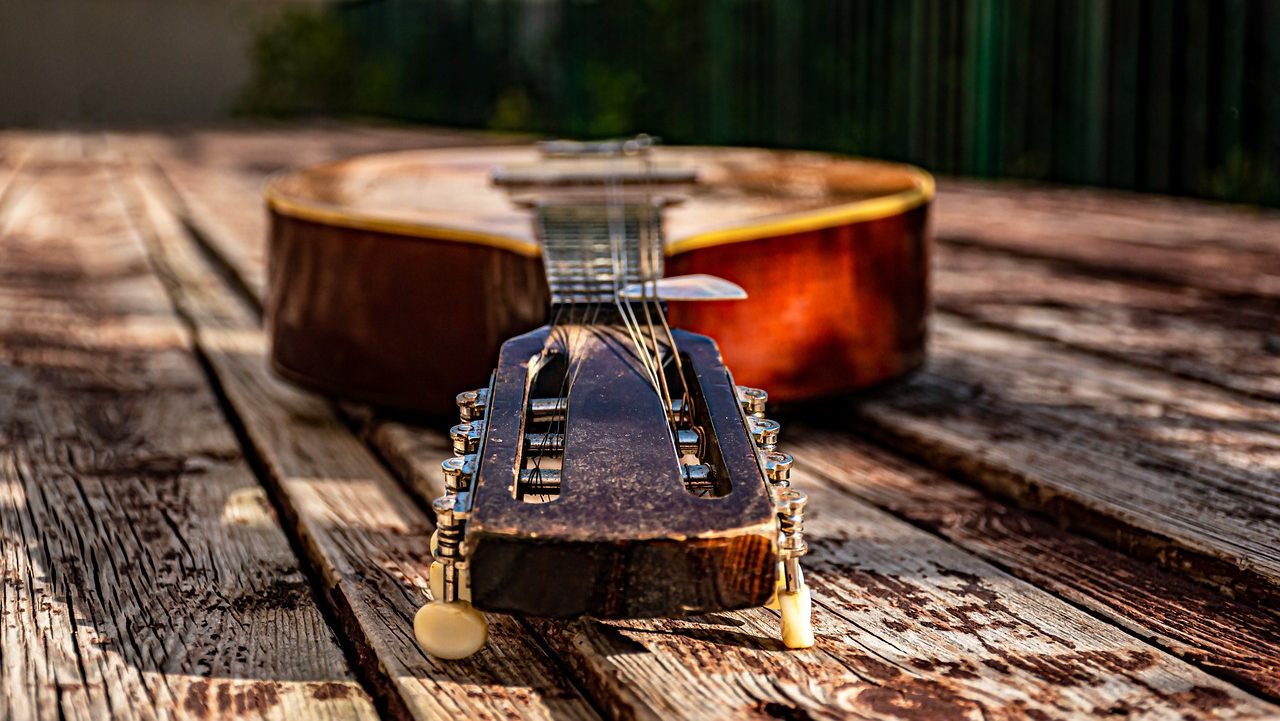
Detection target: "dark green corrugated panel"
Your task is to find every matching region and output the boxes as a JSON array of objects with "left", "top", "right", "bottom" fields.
[{"left": 310, "top": 0, "right": 1278, "bottom": 205}]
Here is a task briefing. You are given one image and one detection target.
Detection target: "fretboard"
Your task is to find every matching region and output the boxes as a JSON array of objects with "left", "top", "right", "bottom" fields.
[{"left": 536, "top": 203, "right": 665, "bottom": 307}]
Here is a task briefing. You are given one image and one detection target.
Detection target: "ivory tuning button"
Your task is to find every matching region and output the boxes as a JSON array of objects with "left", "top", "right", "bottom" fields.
[{"left": 414, "top": 598, "right": 488, "bottom": 661}]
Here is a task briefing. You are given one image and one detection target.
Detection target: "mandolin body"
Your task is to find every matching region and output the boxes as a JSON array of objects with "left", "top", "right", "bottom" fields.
[{"left": 266, "top": 146, "right": 932, "bottom": 413}]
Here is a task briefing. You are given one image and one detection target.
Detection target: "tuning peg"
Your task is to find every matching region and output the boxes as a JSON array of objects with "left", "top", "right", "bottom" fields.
[
  {"left": 456, "top": 388, "right": 489, "bottom": 422},
  {"left": 427, "top": 493, "right": 471, "bottom": 601},
  {"left": 450, "top": 421, "right": 484, "bottom": 456},
  {"left": 441, "top": 456, "right": 475, "bottom": 494},
  {"left": 774, "top": 487, "right": 814, "bottom": 649},
  {"left": 764, "top": 451, "right": 793, "bottom": 485},
  {"left": 748, "top": 417, "right": 780, "bottom": 451},
  {"left": 736, "top": 386, "right": 767, "bottom": 417}
]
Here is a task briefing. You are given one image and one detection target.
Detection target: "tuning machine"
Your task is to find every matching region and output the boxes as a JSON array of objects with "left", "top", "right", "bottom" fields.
[
  {"left": 737, "top": 385, "right": 767, "bottom": 417},
  {"left": 741, "top": 386, "right": 813, "bottom": 649},
  {"left": 773, "top": 487, "right": 814, "bottom": 649},
  {"left": 456, "top": 388, "right": 488, "bottom": 421},
  {"left": 748, "top": 416, "right": 780, "bottom": 452},
  {"left": 450, "top": 421, "right": 485, "bottom": 455},
  {"left": 414, "top": 391, "right": 490, "bottom": 661},
  {"left": 764, "top": 451, "right": 793, "bottom": 486}
]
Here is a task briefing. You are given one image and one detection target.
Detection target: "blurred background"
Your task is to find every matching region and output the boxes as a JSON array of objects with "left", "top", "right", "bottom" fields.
[{"left": 3, "top": 0, "right": 1277, "bottom": 205}]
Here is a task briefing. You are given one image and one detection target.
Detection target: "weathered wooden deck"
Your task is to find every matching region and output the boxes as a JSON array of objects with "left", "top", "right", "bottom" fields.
[{"left": 3, "top": 126, "right": 1279, "bottom": 721}]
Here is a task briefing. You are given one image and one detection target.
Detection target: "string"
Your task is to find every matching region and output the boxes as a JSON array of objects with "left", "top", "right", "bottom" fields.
[{"left": 524, "top": 137, "right": 696, "bottom": 499}]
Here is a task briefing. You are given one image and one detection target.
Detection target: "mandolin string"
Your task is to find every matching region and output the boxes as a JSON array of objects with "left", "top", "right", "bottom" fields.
[
  {"left": 608, "top": 164, "right": 661, "bottom": 394},
  {"left": 617, "top": 148, "right": 694, "bottom": 468},
  {"left": 637, "top": 169, "right": 691, "bottom": 425},
  {"left": 635, "top": 149, "right": 693, "bottom": 456},
  {"left": 529, "top": 201, "right": 589, "bottom": 500},
  {"left": 619, "top": 174, "right": 671, "bottom": 403},
  {"left": 525, "top": 208, "right": 559, "bottom": 501},
  {"left": 635, "top": 184, "right": 682, "bottom": 442},
  {"left": 544, "top": 182, "right": 609, "bottom": 500},
  {"left": 530, "top": 140, "right": 692, "bottom": 500}
]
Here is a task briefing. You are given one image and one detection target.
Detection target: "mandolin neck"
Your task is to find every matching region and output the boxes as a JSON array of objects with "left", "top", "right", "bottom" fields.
[{"left": 536, "top": 201, "right": 665, "bottom": 309}]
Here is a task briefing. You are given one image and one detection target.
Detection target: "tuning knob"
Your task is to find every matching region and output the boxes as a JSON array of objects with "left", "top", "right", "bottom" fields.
[
  {"left": 414, "top": 599, "right": 488, "bottom": 660},
  {"left": 748, "top": 417, "right": 780, "bottom": 451},
  {"left": 449, "top": 421, "right": 484, "bottom": 456},
  {"left": 777, "top": 583, "right": 814, "bottom": 650},
  {"left": 736, "top": 386, "right": 767, "bottom": 417}
]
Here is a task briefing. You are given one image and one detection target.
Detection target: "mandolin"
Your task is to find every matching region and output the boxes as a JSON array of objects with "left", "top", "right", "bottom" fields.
[
  {"left": 264, "top": 139, "right": 933, "bottom": 415},
  {"left": 404, "top": 137, "right": 815, "bottom": 658}
]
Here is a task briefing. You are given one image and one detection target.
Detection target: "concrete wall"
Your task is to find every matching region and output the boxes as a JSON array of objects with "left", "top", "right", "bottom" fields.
[{"left": 0, "top": 0, "right": 314, "bottom": 125}]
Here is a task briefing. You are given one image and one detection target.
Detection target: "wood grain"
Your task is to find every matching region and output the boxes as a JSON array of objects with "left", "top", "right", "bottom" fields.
[
  {"left": 935, "top": 179, "right": 1280, "bottom": 299},
  {"left": 847, "top": 314, "right": 1280, "bottom": 605},
  {"left": 136, "top": 127, "right": 1280, "bottom": 601},
  {"left": 361, "top": 416, "right": 1280, "bottom": 720},
  {"left": 793, "top": 433, "right": 1280, "bottom": 700},
  {"left": 121, "top": 166, "right": 599, "bottom": 721},
  {"left": 934, "top": 243, "right": 1280, "bottom": 401},
  {"left": 0, "top": 152, "right": 376, "bottom": 720},
  {"left": 106, "top": 125, "right": 1280, "bottom": 718}
]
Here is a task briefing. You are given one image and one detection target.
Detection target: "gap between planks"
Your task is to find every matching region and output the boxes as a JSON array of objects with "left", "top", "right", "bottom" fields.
[
  {"left": 115, "top": 137, "right": 1280, "bottom": 721},
  {"left": 934, "top": 243, "right": 1280, "bottom": 403},
  {"left": 844, "top": 314, "right": 1280, "bottom": 608},
  {"left": 789, "top": 433, "right": 1280, "bottom": 701},
  {"left": 934, "top": 179, "right": 1280, "bottom": 300}
]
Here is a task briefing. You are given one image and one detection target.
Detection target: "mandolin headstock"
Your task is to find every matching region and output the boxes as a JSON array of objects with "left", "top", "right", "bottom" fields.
[{"left": 461, "top": 322, "right": 780, "bottom": 618}]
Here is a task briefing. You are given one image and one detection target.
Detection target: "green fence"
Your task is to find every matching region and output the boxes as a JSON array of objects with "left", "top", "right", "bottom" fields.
[{"left": 244, "top": 0, "right": 1280, "bottom": 205}]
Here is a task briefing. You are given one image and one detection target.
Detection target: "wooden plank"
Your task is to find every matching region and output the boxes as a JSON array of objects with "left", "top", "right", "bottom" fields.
[
  {"left": 358, "top": 415, "right": 1280, "bottom": 720},
  {"left": 0, "top": 149, "right": 376, "bottom": 720},
  {"left": 792, "top": 433, "right": 1280, "bottom": 701},
  {"left": 934, "top": 243, "right": 1280, "bottom": 401},
  {"left": 849, "top": 313, "right": 1280, "bottom": 606},
  {"left": 934, "top": 179, "right": 1280, "bottom": 299},
  {"left": 120, "top": 165, "right": 600, "bottom": 721}
]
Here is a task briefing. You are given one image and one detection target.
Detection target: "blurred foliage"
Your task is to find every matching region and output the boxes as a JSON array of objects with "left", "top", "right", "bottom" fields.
[
  {"left": 242, "top": 0, "right": 1280, "bottom": 206},
  {"left": 238, "top": 8, "right": 359, "bottom": 115}
]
